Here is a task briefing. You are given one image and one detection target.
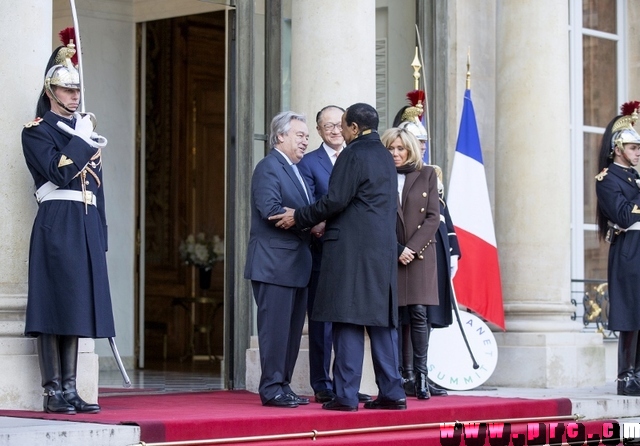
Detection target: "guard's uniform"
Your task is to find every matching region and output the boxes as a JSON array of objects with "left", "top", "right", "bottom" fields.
[
  {"left": 595, "top": 163, "right": 640, "bottom": 332},
  {"left": 22, "top": 111, "right": 115, "bottom": 339}
]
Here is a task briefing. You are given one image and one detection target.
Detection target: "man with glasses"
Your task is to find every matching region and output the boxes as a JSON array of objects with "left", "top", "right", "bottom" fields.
[{"left": 297, "top": 106, "right": 372, "bottom": 405}]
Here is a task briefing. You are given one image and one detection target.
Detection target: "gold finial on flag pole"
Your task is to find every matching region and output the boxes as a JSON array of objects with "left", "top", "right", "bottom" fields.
[
  {"left": 411, "top": 47, "right": 422, "bottom": 91},
  {"left": 466, "top": 47, "right": 471, "bottom": 90}
]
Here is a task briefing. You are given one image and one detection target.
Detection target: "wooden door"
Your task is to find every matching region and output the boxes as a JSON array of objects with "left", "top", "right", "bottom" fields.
[{"left": 143, "top": 12, "right": 226, "bottom": 364}]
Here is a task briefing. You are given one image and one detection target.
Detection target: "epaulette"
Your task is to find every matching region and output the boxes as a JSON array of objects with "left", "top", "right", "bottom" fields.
[
  {"left": 24, "top": 117, "right": 43, "bottom": 128},
  {"left": 595, "top": 168, "right": 608, "bottom": 181}
]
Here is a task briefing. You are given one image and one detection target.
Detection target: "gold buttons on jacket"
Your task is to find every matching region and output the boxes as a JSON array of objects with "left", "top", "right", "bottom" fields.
[
  {"left": 420, "top": 208, "right": 425, "bottom": 213},
  {"left": 418, "top": 255, "right": 424, "bottom": 260},
  {"left": 422, "top": 192, "right": 427, "bottom": 197},
  {"left": 417, "top": 224, "right": 421, "bottom": 229}
]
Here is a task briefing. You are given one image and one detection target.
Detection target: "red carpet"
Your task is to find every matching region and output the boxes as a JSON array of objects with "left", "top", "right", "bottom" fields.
[{"left": 0, "top": 390, "right": 582, "bottom": 444}]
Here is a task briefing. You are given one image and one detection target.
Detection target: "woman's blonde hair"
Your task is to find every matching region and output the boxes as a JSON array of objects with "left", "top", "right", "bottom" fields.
[{"left": 380, "top": 127, "right": 423, "bottom": 170}]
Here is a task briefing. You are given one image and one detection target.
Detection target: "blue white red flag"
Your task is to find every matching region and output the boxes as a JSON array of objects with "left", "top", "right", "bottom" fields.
[{"left": 447, "top": 89, "right": 505, "bottom": 329}]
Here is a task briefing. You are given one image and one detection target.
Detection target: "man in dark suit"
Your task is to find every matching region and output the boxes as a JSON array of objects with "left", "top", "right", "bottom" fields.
[
  {"left": 244, "top": 111, "right": 314, "bottom": 408},
  {"left": 270, "top": 103, "right": 406, "bottom": 411}
]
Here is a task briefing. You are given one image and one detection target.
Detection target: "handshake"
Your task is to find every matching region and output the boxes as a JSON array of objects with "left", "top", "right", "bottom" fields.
[{"left": 57, "top": 112, "right": 108, "bottom": 149}]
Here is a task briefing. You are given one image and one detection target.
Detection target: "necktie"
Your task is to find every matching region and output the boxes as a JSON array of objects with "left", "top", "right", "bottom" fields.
[{"left": 291, "top": 164, "right": 310, "bottom": 203}]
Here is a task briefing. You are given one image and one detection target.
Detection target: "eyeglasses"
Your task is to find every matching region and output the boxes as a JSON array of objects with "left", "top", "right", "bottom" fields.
[{"left": 322, "top": 122, "right": 343, "bottom": 132}]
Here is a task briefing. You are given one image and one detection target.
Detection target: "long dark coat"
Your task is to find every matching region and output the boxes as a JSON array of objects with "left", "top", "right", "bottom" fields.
[
  {"left": 595, "top": 163, "right": 640, "bottom": 331},
  {"left": 22, "top": 111, "right": 115, "bottom": 338},
  {"left": 295, "top": 132, "right": 399, "bottom": 328},
  {"left": 395, "top": 166, "right": 440, "bottom": 307},
  {"left": 427, "top": 198, "right": 462, "bottom": 328}
]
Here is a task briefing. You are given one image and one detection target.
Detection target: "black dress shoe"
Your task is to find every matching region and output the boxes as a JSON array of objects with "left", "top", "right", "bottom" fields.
[
  {"left": 363, "top": 397, "right": 407, "bottom": 410},
  {"left": 322, "top": 399, "right": 358, "bottom": 412},
  {"left": 428, "top": 382, "right": 448, "bottom": 396},
  {"left": 617, "top": 376, "right": 640, "bottom": 396},
  {"left": 264, "top": 393, "right": 299, "bottom": 408},
  {"left": 314, "top": 389, "right": 336, "bottom": 403},
  {"left": 287, "top": 392, "right": 310, "bottom": 405},
  {"left": 357, "top": 392, "right": 372, "bottom": 403}
]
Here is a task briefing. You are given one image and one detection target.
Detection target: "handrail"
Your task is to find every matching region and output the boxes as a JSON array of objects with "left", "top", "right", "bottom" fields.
[{"left": 130, "top": 413, "right": 583, "bottom": 446}]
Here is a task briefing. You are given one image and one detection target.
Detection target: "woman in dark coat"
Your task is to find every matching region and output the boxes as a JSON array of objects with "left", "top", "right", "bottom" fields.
[
  {"left": 382, "top": 127, "right": 440, "bottom": 399},
  {"left": 21, "top": 42, "right": 114, "bottom": 414},
  {"left": 595, "top": 101, "right": 640, "bottom": 396}
]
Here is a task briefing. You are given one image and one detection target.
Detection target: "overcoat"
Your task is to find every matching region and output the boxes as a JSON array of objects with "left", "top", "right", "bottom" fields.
[
  {"left": 295, "top": 131, "right": 399, "bottom": 328},
  {"left": 427, "top": 198, "right": 462, "bottom": 328},
  {"left": 22, "top": 111, "right": 115, "bottom": 338},
  {"left": 244, "top": 149, "right": 312, "bottom": 288},
  {"left": 595, "top": 163, "right": 640, "bottom": 331},
  {"left": 395, "top": 166, "right": 440, "bottom": 307}
]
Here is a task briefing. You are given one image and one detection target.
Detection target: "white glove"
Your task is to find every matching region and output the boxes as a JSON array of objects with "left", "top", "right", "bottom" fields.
[
  {"left": 57, "top": 113, "right": 107, "bottom": 149},
  {"left": 450, "top": 255, "right": 459, "bottom": 279},
  {"left": 74, "top": 113, "right": 94, "bottom": 139}
]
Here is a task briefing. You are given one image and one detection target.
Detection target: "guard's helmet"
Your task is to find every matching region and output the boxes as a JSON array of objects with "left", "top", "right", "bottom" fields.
[
  {"left": 612, "top": 102, "right": 640, "bottom": 152},
  {"left": 44, "top": 42, "right": 80, "bottom": 92}
]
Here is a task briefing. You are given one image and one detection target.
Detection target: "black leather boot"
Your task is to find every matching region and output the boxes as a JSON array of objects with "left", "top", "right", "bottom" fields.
[
  {"left": 60, "top": 336, "right": 101, "bottom": 413},
  {"left": 400, "top": 323, "right": 416, "bottom": 396},
  {"left": 38, "top": 334, "right": 76, "bottom": 414},
  {"left": 428, "top": 380, "right": 448, "bottom": 397},
  {"left": 617, "top": 331, "right": 640, "bottom": 396},
  {"left": 410, "top": 306, "right": 430, "bottom": 400}
]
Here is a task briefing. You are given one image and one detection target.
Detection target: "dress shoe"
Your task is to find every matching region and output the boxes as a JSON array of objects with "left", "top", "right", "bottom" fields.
[
  {"left": 617, "top": 376, "right": 640, "bottom": 396},
  {"left": 264, "top": 393, "right": 298, "bottom": 408},
  {"left": 363, "top": 397, "right": 407, "bottom": 410},
  {"left": 287, "top": 392, "right": 310, "bottom": 405},
  {"left": 357, "top": 392, "right": 372, "bottom": 403},
  {"left": 322, "top": 399, "right": 358, "bottom": 412},
  {"left": 428, "top": 382, "right": 448, "bottom": 396},
  {"left": 314, "top": 389, "right": 337, "bottom": 403}
]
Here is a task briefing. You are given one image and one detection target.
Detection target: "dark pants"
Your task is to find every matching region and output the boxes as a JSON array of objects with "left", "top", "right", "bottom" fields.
[
  {"left": 307, "top": 269, "right": 333, "bottom": 393},
  {"left": 252, "top": 281, "right": 308, "bottom": 403},
  {"left": 332, "top": 322, "right": 405, "bottom": 406}
]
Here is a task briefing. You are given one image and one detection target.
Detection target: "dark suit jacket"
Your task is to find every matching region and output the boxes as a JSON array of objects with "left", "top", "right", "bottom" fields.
[
  {"left": 244, "top": 149, "right": 312, "bottom": 288},
  {"left": 295, "top": 132, "right": 399, "bottom": 328},
  {"left": 297, "top": 144, "right": 334, "bottom": 271},
  {"left": 297, "top": 144, "right": 333, "bottom": 201}
]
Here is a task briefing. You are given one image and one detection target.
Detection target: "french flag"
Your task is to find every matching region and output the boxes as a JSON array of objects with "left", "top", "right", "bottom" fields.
[{"left": 447, "top": 89, "right": 505, "bottom": 330}]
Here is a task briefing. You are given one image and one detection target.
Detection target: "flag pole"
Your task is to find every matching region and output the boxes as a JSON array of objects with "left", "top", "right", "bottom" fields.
[
  {"left": 414, "top": 25, "right": 432, "bottom": 163},
  {"left": 466, "top": 47, "right": 471, "bottom": 90}
]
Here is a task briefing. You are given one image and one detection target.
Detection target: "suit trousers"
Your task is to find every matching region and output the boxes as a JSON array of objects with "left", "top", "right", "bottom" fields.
[
  {"left": 332, "top": 322, "right": 405, "bottom": 406},
  {"left": 252, "top": 281, "right": 308, "bottom": 403},
  {"left": 307, "top": 269, "right": 333, "bottom": 393}
]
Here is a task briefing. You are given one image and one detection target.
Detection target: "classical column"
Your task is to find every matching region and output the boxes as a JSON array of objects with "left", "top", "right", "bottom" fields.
[
  {"left": 0, "top": 0, "right": 98, "bottom": 410},
  {"left": 290, "top": 0, "right": 376, "bottom": 149},
  {"left": 493, "top": 0, "right": 604, "bottom": 387}
]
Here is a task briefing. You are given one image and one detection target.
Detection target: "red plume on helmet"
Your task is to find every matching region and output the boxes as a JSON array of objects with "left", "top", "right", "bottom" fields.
[
  {"left": 406, "top": 90, "right": 426, "bottom": 119},
  {"left": 620, "top": 101, "right": 640, "bottom": 117},
  {"left": 58, "top": 27, "right": 79, "bottom": 67}
]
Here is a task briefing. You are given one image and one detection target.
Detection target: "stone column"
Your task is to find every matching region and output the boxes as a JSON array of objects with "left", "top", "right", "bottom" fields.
[
  {"left": 290, "top": 0, "right": 377, "bottom": 150},
  {"left": 0, "top": 0, "right": 98, "bottom": 410},
  {"left": 492, "top": 0, "right": 604, "bottom": 387}
]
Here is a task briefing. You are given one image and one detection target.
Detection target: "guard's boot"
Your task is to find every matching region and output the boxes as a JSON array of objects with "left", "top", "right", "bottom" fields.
[
  {"left": 60, "top": 336, "right": 101, "bottom": 413},
  {"left": 617, "top": 331, "right": 640, "bottom": 396},
  {"left": 400, "top": 323, "right": 415, "bottom": 396},
  {"left": 410, "top": 306, "right": 430, "bottom": 400},
  {"left": 38, "top": 334, "right": 76, "bottom": 414}
]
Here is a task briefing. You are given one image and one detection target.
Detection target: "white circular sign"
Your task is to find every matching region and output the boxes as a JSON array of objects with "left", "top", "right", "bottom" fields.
[{"left": 428, "top": 310, "right": 498, "bottom": 390}]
